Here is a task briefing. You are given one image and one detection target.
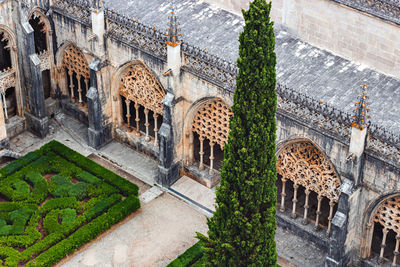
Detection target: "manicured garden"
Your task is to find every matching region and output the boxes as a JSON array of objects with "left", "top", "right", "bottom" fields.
[
  {"left": 167, "top": 242, "right": 205, "bottom": 267},
  {"left": 0, "top": 140, "right": 140, "bottom": 266}
]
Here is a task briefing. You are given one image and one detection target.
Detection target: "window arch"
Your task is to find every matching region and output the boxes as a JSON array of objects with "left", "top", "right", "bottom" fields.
[
  {"left": 191, "top": 98, "right": 232, "bottom": 175},
  {"left": 118, "top": 62, "right": 165, "bottom": 144},
  {"left": 62, "top": 44, "right": 89, "bottom": 105},
  {"left": 364, "top": 195, "right": 400, "bottom": 265},
  {"left": 276, "top": 140, "right": 341, "bottom": 235}
]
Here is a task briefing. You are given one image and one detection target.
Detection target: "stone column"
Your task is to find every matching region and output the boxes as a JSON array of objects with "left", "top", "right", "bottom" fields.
[
  {"left": 0, "top": 99, "right": 9, "bottom": 148},
  {"left": 348, "top": 127, "right": 367, "bottom": 186},
  {"left": 157, "top": 92, "right": 179, "bottom": 187},
  {"left": 326, "top": 179, "right": 354, "bottom": 267},
  {"left": 22, "top": 22, "right": 49, "bottom": 138},
  {"left": 87, "top": 58, "right": 110, "bottom": 149},
  {"left": 91, "top": 5, "right": 105, "bottom": 58}
]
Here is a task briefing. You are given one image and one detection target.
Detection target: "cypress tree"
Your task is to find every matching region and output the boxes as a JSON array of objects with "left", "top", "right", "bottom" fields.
[{"left": 197, "top": 0, "right": 277, "bottom": 265}]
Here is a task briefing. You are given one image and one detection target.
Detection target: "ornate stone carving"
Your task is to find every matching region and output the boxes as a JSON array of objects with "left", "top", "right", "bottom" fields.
[
  {"left": 366, "top": 128, "right": 400, "bottom": 167},
  {"left": 192, "top": 99, "right": 232, "bottom": 149},
  {"left": 182, "top": 43, "right": 238, "bottom": 92},
  {"left": 52, "top": 0, "right": 92, "bottom": 25},
  {"left": 105, "top": 9, "right": 167, "bottom": 60},
  {"left": 119, "top": 63, "right": 165, "bottom": 115},
  {"left": 373, "top": 195, "right": 400, "bottom": 234},
  {"left": 62, "top": 44, "right": 89, "bottom": 79},
  {"left": 331, "top": 0, "right": 400, "bottom": 25},
  {"left": 38, "top": 50, "right": 51, "bottom": 71},
  {"left": 31, "top": 9, "right": 48, "bottom": 33},
  {"left": 0, "top": 68, "right": 16, "bottom": 91},
  {"left": 277, "top": 141, "right": 341, "bottom": 201}
]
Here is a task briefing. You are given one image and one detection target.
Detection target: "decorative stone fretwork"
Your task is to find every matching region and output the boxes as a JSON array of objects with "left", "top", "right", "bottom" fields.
[
  {"left": 52, "top": 0, "right": 92, "bottom": 26},
  {"left": 276, "top": 84, "right": 352, "bottom": 142},
  {"left": 105, "top": 9, "right": 167, "bottom": 60},
  {"left": 62, "top": 44, "right": 89, "bottom": 104},
  {"left": 119, "top": 63, "right": 165, "bottom": 115},
  {"left": 192, "top": 99, "right": 232, "bottom": 175},
  {"left": 181, "top": 43, "right": 238, "bottom": 92},
  {"left": 372, "top": 195, "right": 400, "bottom": 264},
  {"left": 0, "top": 68, "right": 16, "bottom": 91},
  {"left": 31, "top": 10, "right": 48, "bottom": 33},
  {"left": 38, "top": 50, "right": 50, "bottom": 71},
  {"left": 330, "top": 0, "right": 400, "bottom": 26},
  {"left": 277, "top": 141, "right": 341, "bottom": 234}
]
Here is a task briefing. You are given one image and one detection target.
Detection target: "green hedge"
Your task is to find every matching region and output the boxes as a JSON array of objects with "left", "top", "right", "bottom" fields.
[
  {"left": 167, "top": 242, "right": 204, "bottom": 267},
  {"left": 44, "top": 141, "right": 139, "bottom": 196},
  {"left": 27, "top": 195, "right": 140, "bottom": 267}
]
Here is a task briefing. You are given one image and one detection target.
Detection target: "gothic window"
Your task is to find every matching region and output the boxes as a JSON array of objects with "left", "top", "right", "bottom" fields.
[
  {"left": 191, "top": 99, "right": 232, "bottom": 175},
  {"left": 276, "top": 141, "right": 341, "bottom": 235},
  {"left": 367, "top": 196, "right": 400, "bottom": 265},
  {"left": 29, "top": 11, "right": 51, "bottom": 98},
  {"left": 119, "top": 63, "right": 165, "bottom": 145},
  {"left": 0, "top": 29, "right": 16, "bottom": 121},
  {"left": 62, "top": 44, "right": 90, "bottom": 106}
]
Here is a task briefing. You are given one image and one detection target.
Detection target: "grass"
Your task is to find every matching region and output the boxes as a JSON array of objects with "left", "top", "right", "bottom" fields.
[{"left": 0, "top": 140, "right": 140, "bottom": 267}]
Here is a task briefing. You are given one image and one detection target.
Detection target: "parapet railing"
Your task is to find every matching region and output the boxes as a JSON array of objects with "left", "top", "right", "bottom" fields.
[
  {"left": 331, "top": 0, "right": 400, "bottom": 25},
  {"left": 367, "top": 123, "right": 400, "bottom": 167},
  {"left": 104, "top": 9, "right": 168, "bottom": 60},
  {"left": 0, "top": 67, "right": 16, "bottom": 92},
  {"left": 51, "top": 0, "right": 92, "bottom": 26},
  {"left": 181, "top": 42, "right": 238, "bottom": 92}
]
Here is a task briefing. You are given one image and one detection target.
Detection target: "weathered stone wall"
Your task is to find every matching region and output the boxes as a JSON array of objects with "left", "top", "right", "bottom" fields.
[{"left": 204, "top": 0, "right": 400, "bottom": 79}]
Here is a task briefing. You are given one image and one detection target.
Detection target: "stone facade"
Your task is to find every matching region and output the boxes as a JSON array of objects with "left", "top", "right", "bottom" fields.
[{"left": 0, "top": 0, "right": 399, "bottom": 266}]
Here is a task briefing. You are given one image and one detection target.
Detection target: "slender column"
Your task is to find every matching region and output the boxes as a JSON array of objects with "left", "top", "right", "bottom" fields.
[
  {"left": 291, "top": 183, "right": 299, "bottom": 219},
  {"left": 125, "top": 99, "right": 131, "bottom": 127},
  {"left": 209, "top": 142, "right": 215, "bottom": 175},
  {"left": 365, "top": 222, "right": 375, "bottom": 258},
  {"left": 314, "top": 194, "right": 323, "bottom": 230},
  {"left": 280, "top": 178, "right": 287, "bottom": 212},
  {"left": 153, "top": 113, "right": 159, "bottom": 146},
  {"left": 392, "top": 235, "right": 400, "bottom": 266},
  {"left": 77, "top": 74, "right": 82, "bottom": 104},
  {"left": 144, "top": 108, "right": 150, "bottom": 141},
  {"left": 68, "top": 70, "right": 74, "bottom": 100},
  {"left": 1, "top": 92, "right": 7, "bottom": 121},
  {"left": 134, "top": 103, "right": 140, "bottom": 136},
  {"left": 199, "top": 136, "right": 204, "bottom": 170},
  {"left": 302, "top": 189, "right": 310, "bottom": 225},
  {"left": 379, "top": 228, "right": 389, "bottom": 264},
  {"left": 327, "top": 199, "right": 336, "bottom": 236},
  {"left": 84, "top": 78, "right": 89, "bottom": 102}
]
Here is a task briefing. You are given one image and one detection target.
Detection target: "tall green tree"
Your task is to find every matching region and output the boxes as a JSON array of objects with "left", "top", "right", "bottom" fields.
[{"left": 197, "top": 0, "right": 277, "bottom": 265}]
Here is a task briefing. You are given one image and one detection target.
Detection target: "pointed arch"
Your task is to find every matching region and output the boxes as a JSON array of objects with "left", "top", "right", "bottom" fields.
[
  {"left": 118, "top": 62, "right": 165, "bottom": 115},
  {"left": 62, "top": 44, "right": 90, "bottom": 80}
]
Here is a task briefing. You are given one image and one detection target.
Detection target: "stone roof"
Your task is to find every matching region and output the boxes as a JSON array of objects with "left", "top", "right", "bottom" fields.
[{"left": 105, "top": 0, "right": 400, "bottom": 135}]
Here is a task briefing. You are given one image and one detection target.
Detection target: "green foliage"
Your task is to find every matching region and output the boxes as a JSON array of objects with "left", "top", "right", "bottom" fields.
[
  {"left": 167, "top": 242, "right": 204, "bottom": 267},
  {"left": 77, "top": 171, "right": 102, "bottom": 185},
  {"left": 49, "top": 175, "right": 89, "bottom": 201},
  {"left": 199, "top": 0, "right": 278, "bottom": 266},
  {"left": 12, "top": 180, "right": 30, "bottom": 195}
]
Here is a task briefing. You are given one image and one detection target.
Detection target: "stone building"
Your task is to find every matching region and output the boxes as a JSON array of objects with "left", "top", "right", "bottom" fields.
[{"left": 0, "top": 0, "right": 399, "bottom": 266}]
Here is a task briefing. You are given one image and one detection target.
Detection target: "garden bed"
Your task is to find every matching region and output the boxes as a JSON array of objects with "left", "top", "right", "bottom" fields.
[{"left": 0, "top": 140, "right": 140, "bottom": 266}]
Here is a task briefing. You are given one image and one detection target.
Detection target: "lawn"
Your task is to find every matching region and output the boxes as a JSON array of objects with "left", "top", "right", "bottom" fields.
[{"left": 0, "top": 140, "right": 140, "bottom": 267}]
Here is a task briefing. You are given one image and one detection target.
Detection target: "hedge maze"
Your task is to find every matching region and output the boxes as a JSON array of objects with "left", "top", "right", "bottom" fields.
[{"left": 0, "top": 141, "right": 140, "bottom": 266}]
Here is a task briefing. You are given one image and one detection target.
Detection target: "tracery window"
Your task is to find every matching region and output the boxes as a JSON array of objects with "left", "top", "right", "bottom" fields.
[
  {"left": 0, "top": 30, "right": 17, "bottom": 121},
  {"left": 276, "top": 141, "right": 341, "bottom": 235},
  {"left": 366, "top": 196, "right": 400, "bottom": 265},
  {"left": 29, "top": 10, "right": 51, "bottom": 98},
  {"left": 119, "top": 63, "right": 165, "bottom": 145},
  {"left": 62, "top": 44, "right": 89, "bottom": 106},
  {"left": 191, "top": 99, "right": 232, "bottom": 175}
]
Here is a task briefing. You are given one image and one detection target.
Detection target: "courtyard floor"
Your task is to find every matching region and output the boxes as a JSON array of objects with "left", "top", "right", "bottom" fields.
[{"left": 6, "top": 113, "right": 326, "bottom": 266}]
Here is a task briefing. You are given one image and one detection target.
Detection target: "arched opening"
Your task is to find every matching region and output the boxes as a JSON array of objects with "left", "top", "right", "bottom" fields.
[
  {"left": 118, "top": 63, "right": 165, "bottom": 145},
  {"left": 276, "top": 140, "right": 341, "bottom": 235},
  {"left": 0, "top": 31, "right": 12, "bottom": 70},
  {"left": 62, "top": 44, "right": 89, "bottom": 108},
  {"left": 29, "top": 11, "right": 52, "bottom": 99},
  {"left": 191, "top": 99, "right": 231, "bottom": 175},
  {"left": 365, "top": 195, "right": 400, "bottom": 265}
]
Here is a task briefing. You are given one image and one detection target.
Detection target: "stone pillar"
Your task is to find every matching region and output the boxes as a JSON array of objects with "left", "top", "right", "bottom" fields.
[
  {"left": 0, "top": 99, "right": 9, "bottom": 148},
  {"left": 157, "top": 92, "right": 179, "bottom": 187},
  {"left": 347, "top": 127, "right": 367, "bottom": 186},
  {"left": 22, "top": 22, "right": 49, "bottom": 138},
  {"left": 326, "top": 179, "right": 354, "bottom": 267},
  {"left": 86, "top": 58, "right": 109, "bottom": 149},
  {"left": 91, "top": 7, "right": 105, "bottom": 57}
]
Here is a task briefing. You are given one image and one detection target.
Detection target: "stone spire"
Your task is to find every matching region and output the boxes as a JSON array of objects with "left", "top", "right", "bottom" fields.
[
  {"left": 351, "top": 84, "right": 370, "bottom": 130},
  {"left": 166, "top": 1, "right": 181, "bottom": 47}
]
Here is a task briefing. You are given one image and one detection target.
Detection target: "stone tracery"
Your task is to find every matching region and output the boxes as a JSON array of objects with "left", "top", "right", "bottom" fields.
[
  {"left": 191, "top": 99, "right": 232, "bottom": 174},
  {"left": 277, "top": 141, "right": 341, "bottom": 234}
]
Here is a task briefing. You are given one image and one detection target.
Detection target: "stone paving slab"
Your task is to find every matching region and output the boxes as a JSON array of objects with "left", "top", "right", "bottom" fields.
[
  {"left": 59, "top": 193, "right": 208, "bottom": 267},
  {"left": 139, "top": 186, "right": 164, "bottom": 204}
]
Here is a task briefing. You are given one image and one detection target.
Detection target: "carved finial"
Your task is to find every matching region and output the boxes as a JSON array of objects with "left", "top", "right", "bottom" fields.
[
  {"left": 92, "top": 0, "right": 104, "bottom": 10},
  {"left": 166, "top": 1, "right": 181, "bottom": 47},
  {"left": 351, "top": 84, "right": 370, "bottom": 130}
]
